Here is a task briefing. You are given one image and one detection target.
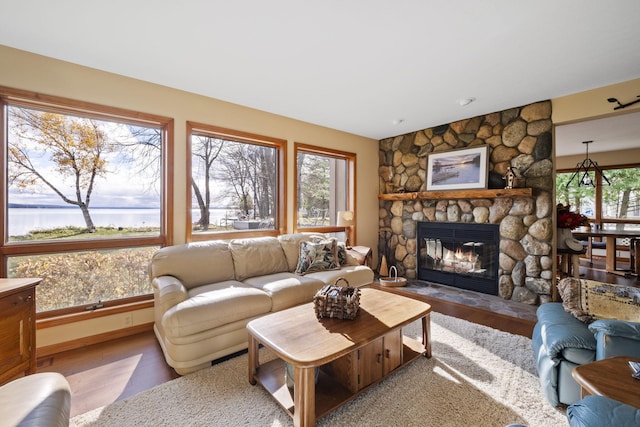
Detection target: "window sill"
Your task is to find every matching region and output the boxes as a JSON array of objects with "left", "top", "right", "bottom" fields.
[{"left": 36, "top": 298, "right": 153, "bottom": 329}]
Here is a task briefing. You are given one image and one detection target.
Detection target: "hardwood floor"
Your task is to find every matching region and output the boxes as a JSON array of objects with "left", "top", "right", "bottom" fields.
[
  {"left": 35, "top": 258, "right": 638, "bottom": 418},
  {"left": 576, "top": 255, "right": 639, "bottom": 287},
  {"left": 37, "top": 330, "right": 179, "bottom": 417}
]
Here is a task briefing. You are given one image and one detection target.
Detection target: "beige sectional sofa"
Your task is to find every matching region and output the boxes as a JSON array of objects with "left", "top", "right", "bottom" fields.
[{"left": 149, "top": 233, "right": 374, "bottom": 374}]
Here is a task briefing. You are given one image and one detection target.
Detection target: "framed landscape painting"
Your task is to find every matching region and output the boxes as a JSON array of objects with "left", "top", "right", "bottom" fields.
[{"left": 426, "top": 145, "right": 489, "bottom": 191}]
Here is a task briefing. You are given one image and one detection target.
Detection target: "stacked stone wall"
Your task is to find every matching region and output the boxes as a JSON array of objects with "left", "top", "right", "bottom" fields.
[{"left": 379, "top": 101, "right": 554, "bottom": 304}]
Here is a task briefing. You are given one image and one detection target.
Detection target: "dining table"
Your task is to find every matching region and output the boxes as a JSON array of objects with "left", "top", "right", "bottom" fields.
[{"left": 572, "top": 228, "right": 640, "bottom": 273}]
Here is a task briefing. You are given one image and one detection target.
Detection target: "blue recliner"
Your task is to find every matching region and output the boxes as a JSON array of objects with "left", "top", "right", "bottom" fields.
[{"left": 532, "top": 302, "right": 640, "bottom": 406}]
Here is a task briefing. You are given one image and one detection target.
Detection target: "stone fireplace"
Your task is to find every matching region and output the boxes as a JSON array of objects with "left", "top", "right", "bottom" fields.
[
  {"left": 417, "top": 222, "right": 500, "bottom": 295},
  {"left": 378, "top": 101, "right": 554, "bottom": 305}
]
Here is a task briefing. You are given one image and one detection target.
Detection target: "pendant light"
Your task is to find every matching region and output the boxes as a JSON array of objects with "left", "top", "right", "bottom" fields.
[{"left": 565, "top": 141, "right": 611, "bottom": 188}]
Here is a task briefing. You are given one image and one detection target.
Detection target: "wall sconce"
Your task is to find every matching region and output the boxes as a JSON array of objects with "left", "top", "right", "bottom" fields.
[
  {"left": 337, "top": 210, "right": 355, "bottom": 248},
  {"left": 565, "top": 140, "right": 611, "bottom": 188}
]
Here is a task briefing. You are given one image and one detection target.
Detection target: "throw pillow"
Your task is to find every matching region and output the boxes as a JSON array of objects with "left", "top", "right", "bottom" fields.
[
  {"left": 295, "top": 238, "right": 340, "bottom": 275},
  {"left": 580, "top": 280, "right": 640, "bottom": 322},
  {"left": 557, "top": 277, "right": 594, "bottom": 323},
  {"left": 308, "top": 235, "right": 349, "bottom": 266},
  {"left": 337, "top": 242, "right": 348, "bottom": 266}
]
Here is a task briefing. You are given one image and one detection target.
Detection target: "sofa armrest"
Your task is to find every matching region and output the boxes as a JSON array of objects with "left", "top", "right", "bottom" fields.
[
  {"left": 589, "top": 319, "right": 640, "bottom": 359},
  {"left": 152, "top": 275, "right": 188, "bottom": 314},
  {"left": 535, "top": 303, "right": 596, "bottom": 359}
]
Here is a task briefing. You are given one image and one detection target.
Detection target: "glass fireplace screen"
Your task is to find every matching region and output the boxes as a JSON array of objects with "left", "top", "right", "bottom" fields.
[{"left": 417, "top": 222, "right": 499, "bottom": 295}]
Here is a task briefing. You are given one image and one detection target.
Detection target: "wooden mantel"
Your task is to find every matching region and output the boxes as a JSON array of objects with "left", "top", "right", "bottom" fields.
[{"left": 378, "top": 188, "right": 534, "bottom": 201}]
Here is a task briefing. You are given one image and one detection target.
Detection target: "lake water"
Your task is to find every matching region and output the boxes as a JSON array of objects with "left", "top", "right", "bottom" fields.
[
  {"left": 435, "top": 162, "right": 480, "bottom": 185},
  {"left": 8, "top": 207, "right": 236, "bottom": 236}
]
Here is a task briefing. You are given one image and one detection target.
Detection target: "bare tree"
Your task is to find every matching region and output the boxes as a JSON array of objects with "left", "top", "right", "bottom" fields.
[
  {"left": 8, "top": 107, "right": 116, "bottom": 231},
  {"left": 220, "top": 144, "right": 254, "bottom": 218},
  {"left": 191, "top": 136, "right": 224, "bottom": 230},
  {"left": 118, "top": 126, "right": 163, "bottom": 193}
]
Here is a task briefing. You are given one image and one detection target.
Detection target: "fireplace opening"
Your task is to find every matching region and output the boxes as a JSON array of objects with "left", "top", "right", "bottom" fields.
[{"left": 417, "top": 222, "right": 499, "bottom": 295}]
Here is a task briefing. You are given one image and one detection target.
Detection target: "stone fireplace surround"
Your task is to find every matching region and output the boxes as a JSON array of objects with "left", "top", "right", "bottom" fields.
[{"left": 378, "top": 101, "right": 555, "bottom": 305}]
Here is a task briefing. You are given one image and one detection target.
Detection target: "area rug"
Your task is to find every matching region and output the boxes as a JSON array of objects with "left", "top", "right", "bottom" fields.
[{"left": 71, "top": 313, "right": 567, "bottom": 427}]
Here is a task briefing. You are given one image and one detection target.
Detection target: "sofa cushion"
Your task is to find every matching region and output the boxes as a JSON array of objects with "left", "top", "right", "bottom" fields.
[
  {"left": 278, "top": 233, "right": 325, "bottom": 271},
  {"left": 150, "top": 240, "right": 235, "bottom": 289},
  {"left": 561, "top": 347, "right": 596, "bottom": 365},
  {"left": 305, "top": 265, "right": 375, "bottom": 288},
  {"left": 229, "top": 236, "right": 289, "bottom": 280},
  {"left": 295, "top": 238, "right": 340, "bottom": 275},
  {"left": 243, "top": 272, "right": 325, "bottom": 312},
  {"left": 162, "top": 280, "right": 272, "bottom": 336}
]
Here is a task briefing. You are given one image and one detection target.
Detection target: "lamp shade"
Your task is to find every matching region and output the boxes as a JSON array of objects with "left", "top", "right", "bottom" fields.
[{"left": 336, "top": 210, "right": 355, "bottom": 227}]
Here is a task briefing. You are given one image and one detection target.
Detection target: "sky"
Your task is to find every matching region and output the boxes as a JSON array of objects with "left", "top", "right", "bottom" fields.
[{"left": 8, "top": 110, "right": 162, "bottom": 208}]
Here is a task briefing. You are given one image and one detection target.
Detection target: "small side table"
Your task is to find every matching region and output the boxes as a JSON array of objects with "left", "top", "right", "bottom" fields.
[
  {"left": 572, "top": 356, "right": 640, "bottom": 408},
  {"left": 346, "top": 245, "right": 372, "bottom": 267}
]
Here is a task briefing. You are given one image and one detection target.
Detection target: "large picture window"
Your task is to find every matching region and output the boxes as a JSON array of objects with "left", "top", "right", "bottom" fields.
[
  {"left": 294, "top": 143, "right": 355, "bottom": 238},
  {"left": 1, "top": 88, "right": 172, "bottom": 314},
  {"left": 187, "top": 122, "right": 285, "bottom": 240},
  {"left": 556, "top": 165, "right": 640, "bottom": 231}
]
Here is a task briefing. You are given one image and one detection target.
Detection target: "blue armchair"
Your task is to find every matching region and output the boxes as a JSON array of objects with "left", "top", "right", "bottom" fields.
[{"left": 532, "top": 302, "right": 640, "bottom": 406}]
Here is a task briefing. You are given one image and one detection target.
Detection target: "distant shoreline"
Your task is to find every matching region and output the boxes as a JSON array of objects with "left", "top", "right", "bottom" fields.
[
  {"left": 9, "top": 204, "right": 158, "bottom": 209},
  {"left": 9, "top": 204, "right": 229, "bottom": 210}
]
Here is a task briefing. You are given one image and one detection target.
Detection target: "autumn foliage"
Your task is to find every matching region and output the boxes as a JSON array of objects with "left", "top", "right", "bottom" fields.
[{"left": 10, "top": 247, "right": 156, "bottom": 312}]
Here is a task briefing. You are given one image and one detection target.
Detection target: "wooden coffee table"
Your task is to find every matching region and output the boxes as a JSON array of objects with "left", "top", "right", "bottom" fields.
[
  {"left": 572, "top": 356, "right": 640, "bottom": 408},
  {"left": 247, "top": 287, "right": 431, "bottom": 427}
]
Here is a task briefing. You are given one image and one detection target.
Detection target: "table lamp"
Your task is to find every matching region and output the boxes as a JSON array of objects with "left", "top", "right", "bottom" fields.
[{"left": 337, "top": 210, "right": 355, "bottom": 249}]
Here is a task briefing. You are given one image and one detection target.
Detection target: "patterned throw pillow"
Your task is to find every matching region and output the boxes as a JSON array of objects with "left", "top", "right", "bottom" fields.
[
  {"left": 580, "top": 280, "right": 640, "bottom": 322},
  {"left": 337, "top": 242, "right": 348, "bottom": 266},
  {"left": 311, "top": 236, "right": 349, "bottom": 266},
  {"left": 557, "top": 277, "right": 594, "bottom": 323},
  {"left": 557, "top": 278, "right": 640, "bottom": 323},
  {"left": 295, "top": 238, "right": 340, "bottom": 275}
]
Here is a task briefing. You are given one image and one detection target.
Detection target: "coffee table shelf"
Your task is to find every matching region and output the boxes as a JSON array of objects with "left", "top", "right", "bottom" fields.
[{"left": 254, "top": 336, "right": 426, "bottom": 420}]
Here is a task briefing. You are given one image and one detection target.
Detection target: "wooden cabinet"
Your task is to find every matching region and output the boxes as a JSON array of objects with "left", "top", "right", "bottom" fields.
[
  {"left": 0, "top": 278, "right": 41, "bottom": 386},
  {"left": 323, "top": 329, "right": 402, "bottom": 393}
]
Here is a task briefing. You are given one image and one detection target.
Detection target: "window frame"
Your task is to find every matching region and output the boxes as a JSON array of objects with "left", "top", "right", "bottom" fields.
[
  {"left": 186, "top": 121, "right": 287, "bottom": 241},
  {"left": 0, "top": 86, "right": 174, "bottom": 317},
  {"left": 293, "top": 142, "right": 356, "bottom": 239}
]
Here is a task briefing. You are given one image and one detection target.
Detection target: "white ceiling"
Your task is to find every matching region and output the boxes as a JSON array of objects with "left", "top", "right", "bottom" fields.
[
  {"left": 555, "top": 110, "right": 640, "bottom": 157},
  {"left": 1, "top": 1, "right": 640, "bottom": 152}
]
